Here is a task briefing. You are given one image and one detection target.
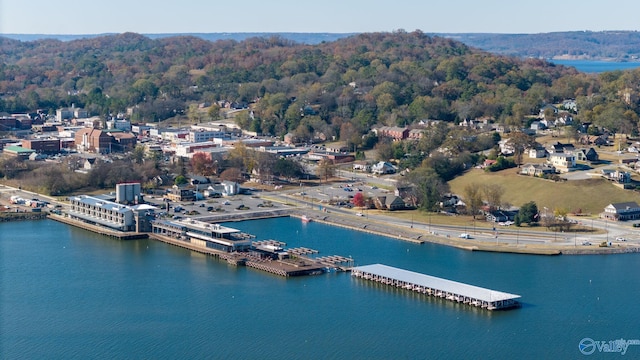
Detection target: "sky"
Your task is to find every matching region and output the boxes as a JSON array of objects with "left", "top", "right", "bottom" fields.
[{"left": 1, "top": 0, "right": 639, "bottom": 35}]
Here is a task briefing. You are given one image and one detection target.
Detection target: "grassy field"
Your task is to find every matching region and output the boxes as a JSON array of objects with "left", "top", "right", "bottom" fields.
[{"left": 449, "top": 167, "right": 640, "bottom": 216}]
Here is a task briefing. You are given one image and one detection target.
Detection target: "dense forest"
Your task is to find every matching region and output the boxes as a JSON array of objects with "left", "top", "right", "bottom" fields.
[{"left": 2, "top": 30, "right": 640, "bottom": 149}]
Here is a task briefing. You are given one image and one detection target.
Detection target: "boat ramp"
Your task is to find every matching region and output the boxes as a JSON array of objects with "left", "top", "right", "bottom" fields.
[{"left": 351, "top": 264, "right": 521, "bottom": 310}]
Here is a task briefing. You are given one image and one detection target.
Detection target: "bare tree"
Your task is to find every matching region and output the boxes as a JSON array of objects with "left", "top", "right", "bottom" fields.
[
  {"left": 316, "top": 159, "right": 335, "bottom": 182},
  {"left": 482, "top": 184, "right": 504, "bottom": 211},
  {"left": 508, "top": 132, "right": 537, "bottom": 166},
  {"left": 464, "top": 183, "right": 483, "bottom": 219}
]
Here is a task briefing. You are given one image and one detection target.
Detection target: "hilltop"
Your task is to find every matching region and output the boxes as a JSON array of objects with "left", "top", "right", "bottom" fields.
[{"left": 4, "top": 30, "right": 640, "bottom": 60}]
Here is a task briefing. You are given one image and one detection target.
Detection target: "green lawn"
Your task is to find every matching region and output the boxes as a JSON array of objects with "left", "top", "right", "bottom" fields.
[{"left": 449, "top": 168, "right": 640, "bottom": 216}]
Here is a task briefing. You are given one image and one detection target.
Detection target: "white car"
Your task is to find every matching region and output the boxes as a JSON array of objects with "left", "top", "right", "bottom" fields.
[
  {"left": 356, "top": 212, "right": 364, "bottom": 217},
  {"left": 458, "top": 233, "right": 471, "bottom": 239},
  {"left": 616, "top": 237, "right": 627, "bottom": 242}
]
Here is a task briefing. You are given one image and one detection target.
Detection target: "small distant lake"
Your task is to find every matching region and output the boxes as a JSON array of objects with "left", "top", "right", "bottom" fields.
[{"left": 550, "top": 59, "right": 640, "bottom": 73}]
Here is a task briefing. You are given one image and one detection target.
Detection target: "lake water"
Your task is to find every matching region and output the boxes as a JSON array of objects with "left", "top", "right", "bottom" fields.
[
  {"left": 550, "top": 59, "right": 640, "bottom": 73},
  {"left": 2, "top": 218, "right": 640, "bottom": 359}
]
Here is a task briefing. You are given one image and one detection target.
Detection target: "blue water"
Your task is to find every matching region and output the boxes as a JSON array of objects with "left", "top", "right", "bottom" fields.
[
  {"left": 550, "top": 59, "right": 640, "bottom": 73},
  {"left": 2, "top": 218, "right": 640, "bottom": 359}
]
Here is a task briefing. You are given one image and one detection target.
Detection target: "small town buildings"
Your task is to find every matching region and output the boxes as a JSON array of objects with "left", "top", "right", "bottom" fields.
[
  {"left": 56, "top": 105, "right": 88, "bottom": 122},
  {"left": 601, "top": 202, "right": 640, "bottom": 221},
  {"left": 164, "top": 185, "right": 196, "bottom": 202}
]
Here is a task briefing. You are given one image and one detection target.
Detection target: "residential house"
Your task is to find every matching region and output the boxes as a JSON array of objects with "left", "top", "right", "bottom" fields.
[
  {"left": 371, "top": 161, "right": 396, "bottom": 175},
  {"left": 538, "top": 104, "right": 558, "bottom": 119},
  {"left": 84, "top": 158, "right": 97, "bottom": 170},
  {"left": 556, "top": 112, "right": 573, "bottom": 125},
  {"left": 373, "top": 195, "right": 406, "bottom": 211},
  {"left": 520, "top": 163, "right": 555, "bottom": 177},
  {"left": 547, "top": 142, "right": 575, "bottom": 154},
  {"left": 352, "top": 161, "right": 372, "bottom": 172},
  {"left": 498, "top": 139, "right": 514, "bottom": 155},
  {"left": 601, "top": 169, "right": 631, "bottom": 183},
  {"left": 548, "top": 153, "right": 576, "bottom": 172},
  {"left": 601, "top": 202, "right": 640, "bottom": 221},
  {"left": 528, "top": 146, "right": 547, "bottom": 159},
  {"left": 485, "top": 210, "right": 517, "bottom": 223},
  {"left": 530, "top": 121, "right": 546, "bottom": 132},
  {"left": 580, "top": 134, "right": 608, "bottom": 146},
  {"left": 574, "top": 148, "right": 599, "bottom": 162},
  {"left": 562, "top": 99, "right": 578, "bottom": 112},
  {"left": 481, "top": 159, "right": 497, "bottom": 169}
]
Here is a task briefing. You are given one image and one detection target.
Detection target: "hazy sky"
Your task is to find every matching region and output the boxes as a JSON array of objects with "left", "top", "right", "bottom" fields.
[{"left": 1, "top": 0, "right": 638, "bottom": 34}]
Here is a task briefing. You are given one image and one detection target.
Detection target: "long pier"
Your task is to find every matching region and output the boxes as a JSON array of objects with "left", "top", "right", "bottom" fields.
[{"left": 351, "top": 264, "right": 521, "bottom": 310}]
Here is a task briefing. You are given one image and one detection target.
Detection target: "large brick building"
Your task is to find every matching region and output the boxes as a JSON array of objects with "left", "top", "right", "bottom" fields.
[{"left": 21, "top": 138, "right": 61, "bottom": 154}]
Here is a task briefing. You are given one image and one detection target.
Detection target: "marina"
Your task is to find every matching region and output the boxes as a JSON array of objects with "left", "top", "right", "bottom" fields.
[{"left": 351, "top": 264, "right": 521, "bottom": 310}]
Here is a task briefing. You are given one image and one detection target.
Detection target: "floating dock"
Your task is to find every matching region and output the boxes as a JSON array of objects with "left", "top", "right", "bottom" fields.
[{"left": 351, "top": 264, "right": 520, "bottom": 310}]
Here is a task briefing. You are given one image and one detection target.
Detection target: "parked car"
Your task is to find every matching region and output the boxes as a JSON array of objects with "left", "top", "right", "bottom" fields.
[
  {"left": 458, "top": 233, "right": 471, "bottom": 239},
  {"left": 616, "top": 237, "right": 627, "bottom": 242}
]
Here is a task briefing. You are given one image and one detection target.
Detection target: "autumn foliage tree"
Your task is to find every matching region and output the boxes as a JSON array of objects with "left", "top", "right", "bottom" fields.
[
  {"left": 190, "top": 152, "right": 217, "bottom": 176},
  {"left": 353, "top": 192, "right": 365, "bottom": 208}
]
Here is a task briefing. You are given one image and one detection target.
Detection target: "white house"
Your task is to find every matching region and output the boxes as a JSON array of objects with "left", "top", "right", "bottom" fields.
[
  {"left": 548, "top": 153, "right": 576, "bottom": 172},
  {"left": 371, "top": 161, "right": 396, "bottom": 175},
  {"left": 528, "top": 146, "right": 547, "bottom": 159}
]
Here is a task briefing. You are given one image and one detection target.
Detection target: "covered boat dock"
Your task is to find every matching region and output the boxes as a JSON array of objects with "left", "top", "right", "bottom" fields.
[{"left": 351, "top": 264, "right": 520, "bottom": 310}]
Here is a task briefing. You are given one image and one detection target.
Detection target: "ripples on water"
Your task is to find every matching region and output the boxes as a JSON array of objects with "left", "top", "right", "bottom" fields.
[{"left": 2, "top": 218, "right": 639, "bottom": 359}]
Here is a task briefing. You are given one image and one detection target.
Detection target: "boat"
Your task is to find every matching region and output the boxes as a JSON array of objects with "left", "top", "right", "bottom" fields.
[{"left": 301, "top": 215, "right": 312, "bottom": 223}]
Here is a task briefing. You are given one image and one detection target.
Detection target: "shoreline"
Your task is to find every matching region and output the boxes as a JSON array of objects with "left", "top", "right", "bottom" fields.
[{"left": 292, "top": 212, "right": 640, "bottom": 256}]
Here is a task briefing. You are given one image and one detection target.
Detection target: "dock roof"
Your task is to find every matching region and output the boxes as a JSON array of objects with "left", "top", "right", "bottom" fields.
[{"left": 353, "top": 264, "right": 520, "bottom": 302}]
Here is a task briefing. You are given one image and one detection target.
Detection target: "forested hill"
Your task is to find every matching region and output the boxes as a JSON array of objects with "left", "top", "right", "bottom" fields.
[
  {"left": 4, "top": 31, "right": 640, "bottom": 60},
  {"left": 1, "top": 30, "right": 624, "bottom": 144}
]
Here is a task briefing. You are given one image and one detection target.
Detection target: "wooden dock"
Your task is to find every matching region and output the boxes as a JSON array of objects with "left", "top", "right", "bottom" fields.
[{"left": 150, "top": 233, "right": 327, "bottom": 277}]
